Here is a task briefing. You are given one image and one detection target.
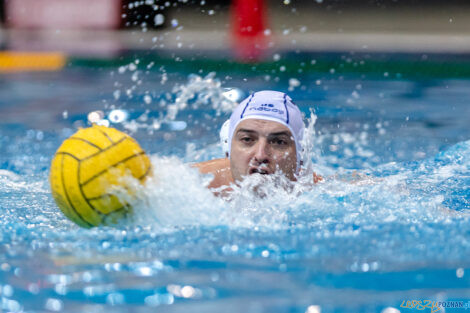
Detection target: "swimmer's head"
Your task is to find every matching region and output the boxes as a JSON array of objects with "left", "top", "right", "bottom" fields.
[{"left": 221, "top": 90, "right": 305, "bottom": 181}]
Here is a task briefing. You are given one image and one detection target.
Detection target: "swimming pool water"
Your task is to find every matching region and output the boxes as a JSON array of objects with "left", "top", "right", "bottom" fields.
[{"left": 0, "top": 57, "right": 469, "bottom": 313}]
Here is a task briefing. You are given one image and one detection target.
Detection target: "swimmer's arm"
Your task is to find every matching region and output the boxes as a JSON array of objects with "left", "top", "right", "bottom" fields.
[{"left": 192, "top": 158, "right": 233, "bottom": 189}]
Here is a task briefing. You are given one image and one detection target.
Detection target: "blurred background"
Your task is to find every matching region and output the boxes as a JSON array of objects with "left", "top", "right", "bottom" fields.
[{"left": 1, "top": 0, "right": 470, "bottom": 59}]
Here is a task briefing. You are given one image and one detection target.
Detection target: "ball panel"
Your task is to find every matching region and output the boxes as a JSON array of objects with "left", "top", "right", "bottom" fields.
[
  {"left": 67, "top": 137, "right": 103, "bottom": 151},
  {"left": 56, "top": 139, "right": 101, "bottom": 161},
  {"left": 80, "top": 168, "right": 128, "bottom": 199},
  {"left": 61, "top": 155, "right": 103, "bottom": 227},
  {"left": 80, "top": 153, "right": 149, "bottom": 198},
  {"left": 93, "top": 125, "right": 130, "bottom": 144},
  {"left": 88, "top": 194, "right": 126, "bottom": 215},
  {"left": 50, "top": 154, "right": 95, "bottom": 228},
  {"left": 78, "top": 138, "right": 145, "bottom": 186},
  {"left": 73, "top": 125, "right": 126, "bottom": 149}
]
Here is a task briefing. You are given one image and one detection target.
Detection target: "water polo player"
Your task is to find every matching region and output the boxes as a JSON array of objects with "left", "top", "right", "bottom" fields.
[{"left": 195, "top": 90, "right": 320, "bottom": 189}]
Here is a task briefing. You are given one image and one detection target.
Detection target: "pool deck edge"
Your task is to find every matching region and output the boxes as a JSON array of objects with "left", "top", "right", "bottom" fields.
[{"left": 1, "top": 28, "right": 470, "bottom": 57}]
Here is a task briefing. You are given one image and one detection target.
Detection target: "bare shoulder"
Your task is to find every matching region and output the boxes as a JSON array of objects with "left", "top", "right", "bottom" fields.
[{"left": 192, "top": 158, "right": 233, "bottom": 189}]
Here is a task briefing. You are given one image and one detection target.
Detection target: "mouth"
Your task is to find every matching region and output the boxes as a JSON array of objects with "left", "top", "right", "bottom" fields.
[{"left": 249, "top": 167, "right": 271, "bottom": 175}]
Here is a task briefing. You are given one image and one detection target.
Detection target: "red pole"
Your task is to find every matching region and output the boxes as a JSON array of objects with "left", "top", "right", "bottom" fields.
[{"left": 231, "top": 0, "right": 268, "bottom": 62}]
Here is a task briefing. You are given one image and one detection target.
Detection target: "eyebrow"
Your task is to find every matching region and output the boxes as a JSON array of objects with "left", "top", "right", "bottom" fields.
[{"left": 236, "top": 129, "right": 292, "bottom": 137}]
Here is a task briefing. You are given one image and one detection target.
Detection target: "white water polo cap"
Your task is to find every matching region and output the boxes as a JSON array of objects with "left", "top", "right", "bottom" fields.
[{"left": 224, "top": 90, "right": 305, "bottom": 170}]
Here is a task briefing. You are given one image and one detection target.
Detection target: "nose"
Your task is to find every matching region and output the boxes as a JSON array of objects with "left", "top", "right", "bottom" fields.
[{"left": 253, "top": 139, "right": 270, "bottom": 164}]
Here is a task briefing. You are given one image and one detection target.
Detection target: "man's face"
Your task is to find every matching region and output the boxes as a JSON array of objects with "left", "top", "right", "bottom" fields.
[{"left": 230, "top": 119, "right": 297, "bottom": 182}]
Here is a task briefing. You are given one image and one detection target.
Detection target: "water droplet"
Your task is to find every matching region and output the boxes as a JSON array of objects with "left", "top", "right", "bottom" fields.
[
  {"left": 144, "top": 95, "right": 152, "bottom": 104},
  {"left": 106, "top": 292, "right": 125, "bottom": 305},
  {"left": 171, "top": 19, "right": 179, "bottom": 27},
  {"left": 5, "top": 299, "right": 21, "bottom": 312},
  {"left": 154, "top": 14, "right": 165, "bottom": 26},
  {"left": 128, "top": 63, "right": 137, "bottom": 71},
  {"left": 289, "top": 78, "right": 300, "bottom": 87},
  {"left": 28, "top": 283, "right": 40, "bottom": 294},
  {"left": 361, "top": 263, "right": 369, "bottom": 272},
  {"left": 45, "top": 298, "right": 63, "bottom": 311},
  {"left": 131, "top": 71, "right": 139, "bottom": 82},
  {"left": 109, "top": 110, "right": 129, "bottom": 124},
  {"left": 3, "top": 284, "right": 14, "bottom": 297},
  {"left": 88, "top": 111, "right": 104, "bottom": 124},
  {"left": 118, "top": 66, "right": 127, "bottom": 74},
  {"left": 54, "top": 283, "right": 68, "bottom": 295},
  {"left": 97, "top": 119, "right": 110, "bottom": 127},
  {"left": 181, "top": 285, "right": 195, "bottom": 298},
  {"left": 306, "top": 305, "right": 321, "bottom": 313}
]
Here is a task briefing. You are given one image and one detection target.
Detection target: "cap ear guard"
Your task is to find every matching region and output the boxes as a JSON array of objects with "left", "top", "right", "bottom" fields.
[{"left": 220, "top": 119, "right": 230, "bottom": 157}]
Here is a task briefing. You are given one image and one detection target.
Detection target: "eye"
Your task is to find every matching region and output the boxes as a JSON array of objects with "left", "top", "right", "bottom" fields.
[
  {"left": 271, "top": 138, "right": 288, "bottom": 146},
  {"left": 240, "top": 136, "right": 254, "bottom": 144}
]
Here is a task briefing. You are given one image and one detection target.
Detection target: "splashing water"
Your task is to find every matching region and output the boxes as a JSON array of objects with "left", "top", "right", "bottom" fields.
[
  {"left": 1, "top": 67, "right": 470, "bottom": 313},
  {"left": 112, "top": 72, "right": 238, "bottom": 133}
]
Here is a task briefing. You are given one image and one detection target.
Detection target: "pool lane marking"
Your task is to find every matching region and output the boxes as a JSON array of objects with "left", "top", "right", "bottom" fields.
[
  {"left": 60, "top": 153, "right": 94, "bottom": 228},
  {"left": 0, "top": 52, "right": 66, "bottom": 73}
]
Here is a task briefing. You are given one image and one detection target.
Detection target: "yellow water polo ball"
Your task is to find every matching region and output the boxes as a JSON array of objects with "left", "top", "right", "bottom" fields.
[{"left": 49, "top": 125, "right": 151, "bottom": 228}]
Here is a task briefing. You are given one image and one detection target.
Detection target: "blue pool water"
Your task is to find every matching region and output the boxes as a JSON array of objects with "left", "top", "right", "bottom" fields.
[{"left": 0, "top": 59, "right": 470, "bottom": 313}]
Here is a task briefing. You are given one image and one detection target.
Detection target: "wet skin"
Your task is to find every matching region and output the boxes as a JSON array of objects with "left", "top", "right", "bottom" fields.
[
  {"left": 229, "top": 119, "right": 297, "bottom": 182},
  {"left": 194, "top": 119, "right": 299, "bottom": 190}
]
